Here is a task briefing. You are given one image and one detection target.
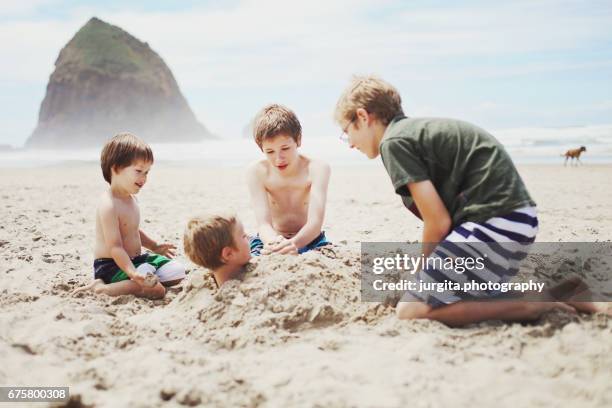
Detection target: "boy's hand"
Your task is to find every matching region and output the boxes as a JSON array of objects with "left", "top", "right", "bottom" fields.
[
  {"left": 152, "top": 243, "right": 176, "bottom": 258},
  {"left": 130, "top": 273, "right": 148, "bottom": 287},
  {"left": 260, "top": 235, "right": 283, "bottom": 255},
  {"left": 262, "top": 236, "right": 298, "bottom": 255}
]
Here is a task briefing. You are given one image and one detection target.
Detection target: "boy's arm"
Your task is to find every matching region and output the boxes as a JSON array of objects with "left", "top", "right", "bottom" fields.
[
  {"left": 290, "top": 161, "right": 331, "bottom": 249},
  {"left": 140, "top": 229, "right": 176, "bottom": 258},
  {"left": 139, "top": 229, "right": 157, "bottom": 250},
  {"left": 247, "top": 163, "right": 280, "bottom": 243},
  {"left": 99, "top": 202, "right": 143, "bottom": 284},
  {"left": 407, "top": 180, "right": 452, "bottom": 256}
]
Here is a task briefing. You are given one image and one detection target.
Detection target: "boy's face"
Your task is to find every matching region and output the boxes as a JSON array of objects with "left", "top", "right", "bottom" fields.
[
  {"left": 228, "top": 220, "right": 251, "bottom": 266},
  {"left": 111, "top": 160, "right": 153, "bottom": 194},
  {"left": 261, "top": 134, "right": 300, "bottom": 171},
  {"left": 341, "top": 111, "right": 380, "bottom": 159}
]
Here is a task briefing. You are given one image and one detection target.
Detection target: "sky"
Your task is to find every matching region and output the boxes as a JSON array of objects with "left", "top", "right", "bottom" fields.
[{"left": 0, "top": 0, "right": 611, "bottom": 147}]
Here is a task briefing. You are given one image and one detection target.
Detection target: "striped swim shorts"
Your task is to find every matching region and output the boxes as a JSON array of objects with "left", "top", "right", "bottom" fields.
[{"left": 401, "top": 206, "right": 539, "bottom": 308}]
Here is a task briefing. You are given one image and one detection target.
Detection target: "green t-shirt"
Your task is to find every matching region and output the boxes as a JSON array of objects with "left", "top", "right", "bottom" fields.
[{"left": 379, "top": 115, "right": 535, "bottom": 225}]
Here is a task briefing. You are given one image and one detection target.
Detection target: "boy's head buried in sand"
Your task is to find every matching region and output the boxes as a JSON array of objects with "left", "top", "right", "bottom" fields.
[
  {"left": 184, "top": 213, "right": 251, "bottom": 287},
  {"left": 100, "top": 132, "right": 154, "bottom": 196},
  {"left": 253, "top": 104, "right": 302, "bottom": 173}
]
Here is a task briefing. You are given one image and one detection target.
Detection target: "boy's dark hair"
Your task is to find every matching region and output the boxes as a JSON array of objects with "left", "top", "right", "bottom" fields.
[
  {"left": 252, "top": 104, "right": 302, "bottom": 149},
  {"left": 100, "top": 132, "right": 154, "bottom": 184}
]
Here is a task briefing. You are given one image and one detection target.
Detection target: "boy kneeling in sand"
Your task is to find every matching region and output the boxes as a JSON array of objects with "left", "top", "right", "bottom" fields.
[
  {"left": 183, "top": 213, "right": 251, "bottom": 287},
  {"left": 74, "top": 133, "right": 185, "bottom": 299},
  {"left": 334, "top": 76, "right": 610, "bottom": 325},
  {"left": 247, "top": 104, "right": 331, "bottom": 256}
]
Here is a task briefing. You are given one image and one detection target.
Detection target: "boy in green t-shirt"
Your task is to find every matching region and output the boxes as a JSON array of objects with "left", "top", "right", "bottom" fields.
[{"left": 334, "top": 75, "right": 610, "bottom": 325}]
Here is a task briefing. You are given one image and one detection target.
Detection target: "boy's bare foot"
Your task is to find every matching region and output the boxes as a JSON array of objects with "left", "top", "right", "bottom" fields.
[
  {"left": 71, "top": 279, "right": 106, "bottom": 296},
  {"left": 532, "top": 301, "right": 576, "bottom": 316},
  {"left": 397, "top": 300, "right": 576, "bottom": 326},
  {"left": 566, "top": 301, "right": 612, "bottom": 315},
  {"left": 72, "top": 278, "right": 164, "bottom": 299},
  {"left": 591, "top": 302, "right": 612, "bottom": 315},
  {"left": 548, "top": 276, "right": 612, "bottom": 315},
  {"left": 548, "top": 276, "right": 589, "bottom": 301}
]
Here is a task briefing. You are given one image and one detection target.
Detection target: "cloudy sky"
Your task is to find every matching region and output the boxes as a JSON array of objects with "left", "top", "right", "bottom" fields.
[{"left": 0, "top": 0, "right": 611, "bottom": 146}]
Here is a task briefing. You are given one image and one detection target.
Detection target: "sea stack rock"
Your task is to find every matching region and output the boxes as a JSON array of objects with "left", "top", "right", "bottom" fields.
[{"left": 27, "top": 17, "right": 211, "bottom": 148}]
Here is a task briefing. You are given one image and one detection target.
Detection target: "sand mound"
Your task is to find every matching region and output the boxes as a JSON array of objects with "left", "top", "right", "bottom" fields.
[{"left": 142, "top": 247, "right": 393, "bottom": 349}]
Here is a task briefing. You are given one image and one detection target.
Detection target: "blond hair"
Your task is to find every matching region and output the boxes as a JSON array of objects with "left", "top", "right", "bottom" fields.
[
  {"left": 252, "top": 104, "right": 302, "bottom": 149},
  {"left": 334, "top": 75, "right": 403, "bottom": 126},
  {"left": 183, "top": 213, "right": 238, "bottom": 270},
  {"left": 100, "top": 132, "right": 154, "bottom": 184}
]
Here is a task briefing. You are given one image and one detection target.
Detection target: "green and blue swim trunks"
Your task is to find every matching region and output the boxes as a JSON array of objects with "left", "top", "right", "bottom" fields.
[{"left": 93, "top": 253, "right": 176, "bottom": 284}]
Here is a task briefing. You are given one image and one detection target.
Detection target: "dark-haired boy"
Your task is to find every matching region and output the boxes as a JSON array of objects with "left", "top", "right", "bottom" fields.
[{"left": 73, "top": 132, "right": 185, "bottom": 298}]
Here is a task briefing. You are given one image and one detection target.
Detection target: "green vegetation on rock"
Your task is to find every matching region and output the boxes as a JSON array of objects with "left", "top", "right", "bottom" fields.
[{"left": 62, "top": 17, "right": 160, "bottom": 78}]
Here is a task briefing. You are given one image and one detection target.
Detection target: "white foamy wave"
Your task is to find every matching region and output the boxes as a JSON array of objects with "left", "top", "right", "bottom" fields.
[{"left": 1, "top": 124, "right": 611, "bottom": 167}]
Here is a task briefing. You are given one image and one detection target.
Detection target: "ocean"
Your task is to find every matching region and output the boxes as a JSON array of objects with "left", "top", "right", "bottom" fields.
[{"left": 1, "top": 125, "right": 612, "bottom": 168}]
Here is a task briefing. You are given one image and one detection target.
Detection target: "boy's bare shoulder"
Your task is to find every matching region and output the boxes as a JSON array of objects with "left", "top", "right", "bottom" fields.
[
  {"left": 305, "top": 157, "right": 331, "bottom": 177},
  {"left": 247, "top": 159, "right": 268, "bottom": 171},
  {"left": 97, "top": 190, "right": 113, "bottom": 207},
  {"left": 96, "top": 191, "right": 118, "bottom": 216},
  {"left": 246, "top": 160, "right": 269, "bottom": 181}
]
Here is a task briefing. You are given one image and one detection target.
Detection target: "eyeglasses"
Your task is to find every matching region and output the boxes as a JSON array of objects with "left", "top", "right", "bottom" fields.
[{"left": 339, "top": 118, "right": 355, "bottom": 143}]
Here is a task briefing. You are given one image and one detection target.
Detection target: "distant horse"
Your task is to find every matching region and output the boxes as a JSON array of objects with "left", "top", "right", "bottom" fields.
[{"left": 562, "top": 146, "right": 586, "bottom": 166}]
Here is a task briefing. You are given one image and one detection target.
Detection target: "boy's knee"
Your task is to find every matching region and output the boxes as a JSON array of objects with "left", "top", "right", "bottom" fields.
[
  {"left": 154, "top": 284, "right": 166, "bottom": 298},
  {"left": 396, "top": 301, "right": 430, "bottom": 320},
  {"left": 143, "top": 283, "right": 166, "bottom": 299}
]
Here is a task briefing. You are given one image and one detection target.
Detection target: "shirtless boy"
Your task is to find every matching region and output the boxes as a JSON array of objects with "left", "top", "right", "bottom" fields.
[
  {"left": 247, "top": 104, "right": 331, "bottom": 255},
  {"left": 74, "top": 133, "right": 185, "bottom": 298}
]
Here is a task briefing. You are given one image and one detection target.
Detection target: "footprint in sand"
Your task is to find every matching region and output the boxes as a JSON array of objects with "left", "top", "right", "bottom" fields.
[{"left": 42, "top": 253, "right": 66, "bottom": 263}]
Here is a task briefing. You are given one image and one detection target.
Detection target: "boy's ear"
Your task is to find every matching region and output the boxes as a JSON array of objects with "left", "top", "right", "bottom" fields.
[
  {"left": 356, "top": 108, "right": 370, "bottom": 124},
  {"left": 296, "top": 134, "right": 302, "bottom": 147},
  {"left": 220, "top": 246, "right": 233, "bottom": 263}
]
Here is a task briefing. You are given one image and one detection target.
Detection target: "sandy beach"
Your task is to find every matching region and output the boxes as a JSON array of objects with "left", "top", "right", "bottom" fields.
[{"left": 1, "top": 163, "right": 611, "bottom": 407}]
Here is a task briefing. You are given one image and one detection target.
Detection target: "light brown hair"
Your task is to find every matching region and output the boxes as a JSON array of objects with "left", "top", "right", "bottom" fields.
[
  {"left": 334, "top": 75, "right": 404, "bottom": 126},
  {"left": 252, "top": 104, "right": 302, "bottom": 149},
  {"left": 100, "top": 132, "right": 154, "bottom": 184},
  {"left": 183, "top": 213, "right": 238, "bottom": 270}
]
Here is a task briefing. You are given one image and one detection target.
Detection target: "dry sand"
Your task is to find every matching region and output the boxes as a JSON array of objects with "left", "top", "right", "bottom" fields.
[{"left": 0, "top": 163, "right": 611, "bottom": 407}]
